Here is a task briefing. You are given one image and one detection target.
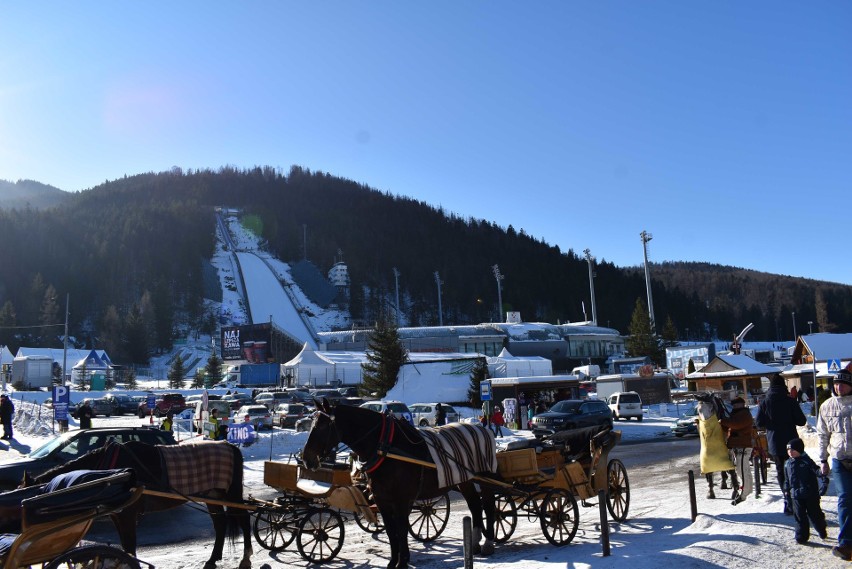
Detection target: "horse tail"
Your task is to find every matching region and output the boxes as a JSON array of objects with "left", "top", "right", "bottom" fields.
[{"left": 225, "top": 443, "right": 246, "bottom": 544}]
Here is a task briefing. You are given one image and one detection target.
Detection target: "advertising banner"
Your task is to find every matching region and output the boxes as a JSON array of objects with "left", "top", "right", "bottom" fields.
[{"left": 221, "top": 323, "right": 272, "bottom": 361}]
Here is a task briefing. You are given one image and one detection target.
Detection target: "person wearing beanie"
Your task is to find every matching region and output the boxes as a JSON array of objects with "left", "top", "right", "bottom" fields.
[
  {"left": 757, "top": 375, "right": 807, "bottom": 514},
  {"left": 817, "top": 364, "right": 852, "bottom": 561},
  {"left": 784, "top": 437, "right": 828, "bottom": 545}
]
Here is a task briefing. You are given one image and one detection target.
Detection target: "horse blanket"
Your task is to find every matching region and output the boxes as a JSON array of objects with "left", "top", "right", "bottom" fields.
[
  {"left": 160, "top": 441, "right": 234, "bottom": 496},
  {"left": 699, "top": 415, "right": 735, "bottom": 474},
  {"left": 420, "top": 423, "right": 497, "bottom": 488}
]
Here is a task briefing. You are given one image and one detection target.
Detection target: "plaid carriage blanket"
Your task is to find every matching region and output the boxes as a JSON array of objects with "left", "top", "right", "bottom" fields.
[
  {"left": 419, "top": 423, "right": 497, "bottom": 489},
  {"left": 160, "top": 441, "right": 235, "bottom": 497}
]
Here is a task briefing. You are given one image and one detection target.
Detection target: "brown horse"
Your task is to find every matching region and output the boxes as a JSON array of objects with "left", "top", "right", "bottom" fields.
[
  {"left": 27, "top": 439, "right": 253, "bottom": 569},
  {"left": 302, "top": 399, "right": 498, "bottom": 569}
]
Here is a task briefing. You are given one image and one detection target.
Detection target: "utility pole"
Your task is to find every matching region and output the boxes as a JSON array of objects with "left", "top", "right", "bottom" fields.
[
  {"left": 302, "top": 224, "right": 307, "bottom": 261},
  {"left": 392, "top": 268, "right": 401, "bottom": 326},
  {"left": 434, "top": 271, "right": 443, "bottom": 326},
  {"left": 62, "top": 293, "right": 69, "bottom": 386},
  {"left": 492, "top": 264, "right": 504, "bottom": 323},
  {"left": 583, "top": 249, "right": 598, "bottom": 325},
  {"left": 792, "top": 311, "right": 797, "bottom": 340},
  {"left": 640, "top": 231, "right": 656, "bottom": 333}
]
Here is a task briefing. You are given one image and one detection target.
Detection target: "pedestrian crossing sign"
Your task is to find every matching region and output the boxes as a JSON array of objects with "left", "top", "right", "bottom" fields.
[{"left": 828, "top": 359, "right": 842, "bottom": 373}]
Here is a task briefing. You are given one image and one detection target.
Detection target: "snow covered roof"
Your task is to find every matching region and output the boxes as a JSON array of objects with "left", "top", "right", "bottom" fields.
[
  {"left": 15, "top": 347, "right": 111, "bottom": 367},
  {"left": 685, "top": 354, "right": 780, "bottom": 379},
  {"left": 794, "top": 333, "right": 852, "bottom": 361},
  {"left": 490, "top": 374, "right": 578, "bottom": 386}
]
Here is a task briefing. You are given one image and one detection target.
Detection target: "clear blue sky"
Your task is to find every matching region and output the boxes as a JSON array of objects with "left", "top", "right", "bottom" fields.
[{"left": 2, "top": 2, "right": 850, "bottom": 284}]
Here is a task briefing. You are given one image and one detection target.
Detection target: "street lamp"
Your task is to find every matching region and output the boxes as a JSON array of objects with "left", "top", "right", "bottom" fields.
[
  {"left": 808, "top": 321, "right": 813, "bottom": 335},
  {"left": 62, "top": 294, "right": 69, "bottom": 386},
  {"left": 583, "top": 249, "right": 598, "bottom": 325},
  {"left": 791, "top": 312, "right": 797, "bottom": 340},
  {"left": 640, "top": 231, "right": 656, "bottom": 333},
  {"left": 434, "top": 271, "right": 443, "bottom": 327},
  {"left": 492, "top": 265, "right": 504, "bottom": 323}
]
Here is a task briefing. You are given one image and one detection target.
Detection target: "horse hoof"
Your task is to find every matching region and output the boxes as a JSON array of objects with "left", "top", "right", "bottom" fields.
[
  {"left": 707, "top": 490, "right": 715, "bottom": 499},
  {"left": 720, "top": 483, "right": 728, "bottom": 490},
  {"left": 481, "top": 540, "right": 495, "bottom": 556}
]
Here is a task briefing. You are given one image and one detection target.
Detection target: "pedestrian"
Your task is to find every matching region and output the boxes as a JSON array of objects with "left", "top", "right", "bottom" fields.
[
  {"left": 208, "top": 407, "right": 221, "bottom": 440},
  {"left": 756, "top": 375, "right": 807, "bottom": 514},
  {"left": 527, "top": 405, "right": 534, "bottom": 429},
  {"left": 161, "top": 411, "right": 174, "bottom": 432},
  {"left": 720, "top": 396, "right": 754, "bottom": 504},
  {"left": 785, "top": 437, "right": 828, "bottom": 545},
  {"left": 491, "top": 405, "right": 505, "bottom": 438},
  {"left": 77, "top": 399, "right": 93, "bottom": 430},
  {"left": 0, "top": 395, "right": 14, "bottom": 440},
  {"left": 435, "top": 403, "right": 446, "bottom": 426},
  {"left": 481, "top": 399, "right": 493, "bottom": 429},
  {"left": 790, "top": 385, "right": 799, "bottom": 401},
  {"left": 817, "top": 364, "right": 852, "bottom": 561}
]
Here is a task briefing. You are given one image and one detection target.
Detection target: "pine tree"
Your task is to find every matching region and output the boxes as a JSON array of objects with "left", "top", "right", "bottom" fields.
[
  {"left": 192, "top": 368, "right": 207, "bottom": 389},
  {"left": 467, "top": 357, "right": 489, "bottom": 406},
  {"left": 205, "top": 352, "right": 224, "bottom": 388},
  {"left": 626, "top": 298, "right": 664, "bottom": 365},
  {"left": 123, "top": 304, "right": 150, "bottom": 365},
  {"left": 661, "top": 315, "right": 679, "bottom": 349},
  {"left": 76, "top": 362, "right": 89, "bottom": 391},
  {"left": 360, "top": 315, "right": 407, "bottom": 398},
  {"left": 168, "top": 356, "right": 186, "bottom": 389},
  {"left": 125, "top": 368, "right": 138, "bottom": 391}
]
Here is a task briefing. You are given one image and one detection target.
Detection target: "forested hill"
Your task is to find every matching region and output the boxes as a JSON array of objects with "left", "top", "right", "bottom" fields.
[
  {"left": 0, "top": 166, "right": 849, "bottom": 363},
  {"left": 0, "top": 179, "right": 70, "bottom": 210}
]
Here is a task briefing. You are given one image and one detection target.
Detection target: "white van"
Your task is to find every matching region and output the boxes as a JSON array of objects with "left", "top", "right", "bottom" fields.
[{"left": 608, "top": 391, "right": 643, "bottom": 421}]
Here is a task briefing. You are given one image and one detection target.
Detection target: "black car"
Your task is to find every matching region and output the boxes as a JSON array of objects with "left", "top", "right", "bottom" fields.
[
  {"left": 531, "top": 399, "right": 613, "bottom": 438},
  {"left": 102, "top": 393, "right": 137, "bottom": 415},
  {"left": 0, "top": 427, "right": 177, "bottom": 490}
]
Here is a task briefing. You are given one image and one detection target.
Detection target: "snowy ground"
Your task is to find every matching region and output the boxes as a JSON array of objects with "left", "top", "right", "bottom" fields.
[{"left": 1, "top": 399, "right": 849, "bottom": 568}]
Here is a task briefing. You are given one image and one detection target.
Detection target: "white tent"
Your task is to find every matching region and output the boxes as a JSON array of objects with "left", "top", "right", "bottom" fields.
[
  {"left": 487, "top": 348, "right": 552, "bottom": 378},
  {"left": 281, "top": 343, "right": 365, "bottom": 387}
]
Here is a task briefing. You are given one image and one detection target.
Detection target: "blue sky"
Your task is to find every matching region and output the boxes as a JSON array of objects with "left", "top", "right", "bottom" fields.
[{"left": 2, "top": 2, "right": 851, "bottom": 284}]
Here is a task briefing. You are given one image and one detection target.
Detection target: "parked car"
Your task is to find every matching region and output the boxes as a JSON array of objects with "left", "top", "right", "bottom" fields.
[
  {"left": 102, "top": 393, "right": 137, "bottom": 415},
  {"left": 531, "top": 399, "right": 613, "bottom": 438},
  {"left": 254, "top": 391, "right": 292, "bottom": 411},
  {"left": 359, "top": 400, "right": 414, "bottom": 425},
  {"left": 409, "top": 403, "right": 460, "bottom": 427},
  {"left": 294, "top": 412, "right": 315, "bottom": 432},
  {"left": 310, "top": 389, "right": 347, "bottom": 405},
  {"left": 337, "top": 387, "right": 360, "bottom": 397},
  {"left": 0, "top": 427, "right": 177, "bottom": 490},
  {"left": 234, "top": 404, "right": 273, "bottom": 430},
  {"left": 71, "top": 397, "right": 114, "bottom": 418},
  {"left": 608, "top": 391, "right": 644, "bottom": 421},
  {"left": 670, "top": 405, "right": 699, "bottom": 437},
  {"left": 185, "top": 393, "right": 222, "bottom": 406},
  {"left": 136, "top": 393, "right": 187, "bottom": 418},
  {"left": 276, "top": 402, "right": 312, "bottom": 428},
  {"left": 222, "top": 392, "right": 254, "bottom": 411}
]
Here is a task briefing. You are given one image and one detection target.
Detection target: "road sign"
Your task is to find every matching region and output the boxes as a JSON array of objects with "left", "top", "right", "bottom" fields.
[
  {"left": 52, "top": 385, "right": 70, "bottom": 421},
  {"left": 480, "top": 380, "right": 492, "bottom": 401},
  {"left": 828, "top": 359, "right": 842, "bottom": 373}
]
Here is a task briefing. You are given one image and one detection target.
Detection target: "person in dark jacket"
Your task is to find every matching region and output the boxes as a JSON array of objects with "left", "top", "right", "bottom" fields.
[
  {"left": 756, "top": 376, "right": 808, "bottom": 514},
  {"left": 0, "top": 395, "right": 14, "bottom": 440},
  {"left": 784, "top": 437, "right": 828, "bottom": 544},
  {"left": 77, "top": 400, "right": 94, "bottom": 430},
  {"left": 435, "top": 403, "right": 446, "bottom": 426}
]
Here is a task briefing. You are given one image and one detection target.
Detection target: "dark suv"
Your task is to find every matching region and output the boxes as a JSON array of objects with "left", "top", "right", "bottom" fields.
[
  {"left": 136, "top": 393, "right": 187, "bottom": 418},
  {"left": 0, "top": 427, "right": 176, "bottom": 489},
  {"left": 531, "top": 399, "right": 613, "bottom": 438}
]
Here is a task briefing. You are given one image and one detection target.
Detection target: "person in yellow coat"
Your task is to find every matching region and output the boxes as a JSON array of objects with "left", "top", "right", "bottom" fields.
[{"left": 697, "top": 396, "right": 736, "bottom": 499}]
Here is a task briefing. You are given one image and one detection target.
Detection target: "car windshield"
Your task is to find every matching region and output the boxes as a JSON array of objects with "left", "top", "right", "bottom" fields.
[
  {"left": 28, "top": 431, "right": 76, "bottom": 459},
  {"left": 550, "top": 401, "right": 581, "bottom": 413},
  {"left": 445, "top": 406, "right": 457, "bottom": 414}
]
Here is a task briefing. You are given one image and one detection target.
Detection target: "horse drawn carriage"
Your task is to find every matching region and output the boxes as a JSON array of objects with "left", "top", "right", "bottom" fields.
[
  {"left": 0, "top": 469, "right": 149, "bottom": 569},
  {"left": 490, "top": 426, "right": 630, "bottom": 545}
]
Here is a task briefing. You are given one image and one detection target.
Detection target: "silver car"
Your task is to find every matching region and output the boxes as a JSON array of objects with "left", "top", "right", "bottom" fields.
[
  {"left": 409, "top": 403, "right": 460, "bottom": 427},
  {"left": 234, "top": 404, "right": 273, "bottom": 430}
]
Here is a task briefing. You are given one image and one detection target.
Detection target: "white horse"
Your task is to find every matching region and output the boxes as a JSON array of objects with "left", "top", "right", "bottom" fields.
[{"left": 696, "top": 395, "right": 738, "bottom": 502}]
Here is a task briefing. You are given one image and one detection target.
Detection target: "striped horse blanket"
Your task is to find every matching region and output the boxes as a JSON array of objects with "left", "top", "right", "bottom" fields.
[
  {"left": 419, "top": 423, "right": 497, "bottom": 488},
  {"left": 160, "top": 441, "right": 235, "bottom": 497}
]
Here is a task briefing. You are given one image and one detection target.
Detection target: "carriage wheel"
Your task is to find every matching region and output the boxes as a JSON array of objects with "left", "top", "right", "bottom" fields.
[
  {"left": 45, "top": 544, "right": 141, "bottom": 569},
  {"left": 297, "top": 508, "right": 345, "bottom": 563},
  {"left": 354, "top": 505, "right": 384, "bottom": 533},
  {"left": 539, "top": 488, "right": 579, "bottom": 546},
  {"left": 606, "top": 459, "right": 631, "bottom": 522},
  {"left": 408, "top": 492, "right": 450, "bottom": 542},
  {"left": 253, "top": 507, "right": 297, "bottom": 551},
  {"left": 493, "top": 493, "right": 518, "bottom": 544}
]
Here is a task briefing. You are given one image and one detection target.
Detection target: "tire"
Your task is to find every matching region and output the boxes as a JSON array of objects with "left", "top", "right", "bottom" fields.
[
  {"left": 606, "top": 458, "right": 630, "bottom": 521},
  {"left": 539, "top": 488, "right": 579, "bottom": 546},
  {"left": 637, "top": 415, "right": 643, "bottom": 422},
  {"left": 493, "top": 493, "right": 518, "bottom": 544},
  {"left": 296, "top": 508, "right": 344, "bottom": 563},
  {"left": 419, "top": 419, "right": 429, "bottom": 427},
  {"left": 253, "top": 508, "right": 296, "bottom": 551},
  {"left": 44, "top": 544, "right": 141, "bottom": 569},
  {"left": 408, "top": 492, "right": 450, "bottom": 542}
]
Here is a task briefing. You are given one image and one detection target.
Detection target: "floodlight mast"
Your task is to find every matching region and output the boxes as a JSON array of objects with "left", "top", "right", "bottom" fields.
[
  {"left": 392, "top": 267, "right": 401, "bottom": 326},
  {"left": 492, "top": 264, "right": 504, "bottom": 323},
  {"left": 434, "top": 271, "right": 443, "bottom": 326},
  {"left": 640, "top": 231, "right": 656, "bottom": 333},
  {"left": 583, "top": 249, "right": 598, "bottom": 325}
]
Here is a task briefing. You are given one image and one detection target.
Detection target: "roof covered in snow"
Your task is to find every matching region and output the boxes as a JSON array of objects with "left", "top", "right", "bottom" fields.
[{"left": 685, "top": 354, "right": 780, "bottom": 379}]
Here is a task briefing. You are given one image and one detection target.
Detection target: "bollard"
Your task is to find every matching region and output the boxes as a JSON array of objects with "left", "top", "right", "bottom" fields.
[
  {"left": 754, "top": 458, "right": 761, "bottom": 498},
  {"left": 463, "top": 515, "right": 473, "bottom": 569},
  {"left": 688, "top": 469, "right": 697, "bottom": 522},
  {"left": 598, "top": 489, "right": 611, "bottom": 557}
]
